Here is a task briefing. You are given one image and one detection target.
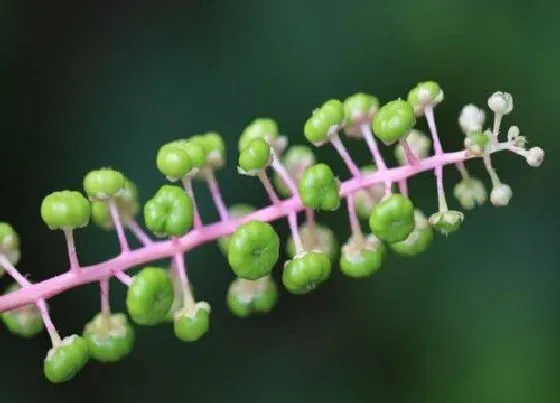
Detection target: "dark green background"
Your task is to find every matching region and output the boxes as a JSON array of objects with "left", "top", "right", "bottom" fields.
[{"left": 1, "top": 1, "right": 559, "bottom": 402}]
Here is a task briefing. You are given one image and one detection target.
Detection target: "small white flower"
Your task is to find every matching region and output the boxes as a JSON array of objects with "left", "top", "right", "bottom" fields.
[
  {"left": 507, "top": 126, "right": 520, "bottom": 142},
  {"left": 488, "top": 91, "right": 513, "bottom": 115},
  {"left": 459, "top": 104, "right": 485, "bottom": 134},
  {"left": 490, "top": 183, "right": 512, "bottom": 207},
  {"left": 526, "top": 147, "right": 544, "bottom": 167}
]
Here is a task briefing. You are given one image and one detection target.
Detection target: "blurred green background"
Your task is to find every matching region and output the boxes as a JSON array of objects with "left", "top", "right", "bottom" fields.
[{"left": 1, "top": 1, "right": 559, "bottom": 402}]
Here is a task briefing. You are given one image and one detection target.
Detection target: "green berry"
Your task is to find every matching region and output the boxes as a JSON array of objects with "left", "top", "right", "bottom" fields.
[
  {"left": 0, "top": 222, "right": 20, "bottom": 272},
  {"left": 353, "top": 165, "right": 385, "bottom": 220},
  {"left": 91, "top": 179, "right": 139, "bottom": 230},
  {"left": 372, "top": 99, "right": 416, "bottom": 145},
  {"left": 126, "top": 266, "right": 174, "bottom": 325},
  {"left": 83, "top": 168, "right": 125, "bottom": 200},
  {"left": 191, "top": 132, "right": 226, "bottom": 169},
  {"left": 298, "top": 163, "right": 341, "bottom": 211},
  {"left": 239, "top": 118, "right": 279, "bottom": 152},
  {"left": 272, "top": 145, "right": 316, "bottom": 197},
  {"left": 390, "top": 210, "right": 433, "bottom": 257},
  {"left": 407, "top": 81, "right": 444, "bottom": 116},
  {"left": 283, "top": 251, "right": 331, "bottom": 295},
  {"left": 453, "top": 177, "right": 487, "bottom": 210},
  {"left": 156, "top": 143, "right": 193, "bottom": 180},
  {"left": 286, "top": 222, "right": 338, "bottom": 262},
  {"left": 1, "top": 284, "right": 43, "bottom": 338},
  {"left": 227, "top": 276, "right": 278, "bottom": 318},
  {"left": 429, "top": 210, "right": 464, "bottom": 235},
  {"left": 228, "top": 220, "right": 280, "bottom": 280},
  {"left": 144, "top": 185, "right": 193, "bottom": 237},
  {"left": 40, "top": 191, "right": 91, "bottom": 230},
  {"left": 238, "top": 138, "right": 271, "bottom": 175},
  {"left": 304, "top": 99, "right": 344, "bottom": 146},
  {"left": 340, "top": 234, "right": 385, "bottom": 278},
  {"left": 217, "top": 204, "right": 256, "bottom": 256},
  {"left": 174, "top": 302, "right": 210, "bottom": 342},
  {"left": 464, "top": 131, "right": 491, "bottom": 156},
  {"left": 343, "top": 93, "right": 380, "bottom": 137},
  {"left": 369, "top": 194, "right": 415, "bottom": 243},
  {"left": 43, "top": 335, "right": 89, "bottom": 383},
  {"left": 173, "top": 139, "right": 207, "bottom": 169},
  {"left": 83, "top": 313, "right": 134, "bottom": 363}
]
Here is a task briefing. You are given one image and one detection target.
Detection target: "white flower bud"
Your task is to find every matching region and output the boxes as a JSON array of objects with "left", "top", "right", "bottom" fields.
[
  {"left": 394, "top": 129, "right": 432, "bottom": 165},
  {"left": 488, "top": 91, "right": 513, "bottom": 115},
  {"left": 507, "top": 126, "right": 520, "bottom": 142},
  {"left": 490, "top": 183, "right": 512, "bottom": 207},
  {"left": 459, "top": 104, "right": 485, "bottom": 134},
  {"left": 526, "top": 146, "right": 544, "bottom": 167}
]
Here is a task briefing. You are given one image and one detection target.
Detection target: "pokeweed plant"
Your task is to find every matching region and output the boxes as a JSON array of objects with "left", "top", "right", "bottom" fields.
[{"left": 0, "top": 82, "right": 545, "bottom": 382}]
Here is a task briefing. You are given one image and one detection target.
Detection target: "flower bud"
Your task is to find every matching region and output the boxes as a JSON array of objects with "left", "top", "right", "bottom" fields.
[
  {"left": 458, "top": 104, "right": 485, "bottom": 134},
  {"left": 526, "top": 147, "right": 544, "bottom": 167},
  {"left": 488, "top": 91, "right": 513, "bottom": 115},
  {"left": 490, "top": 183, "right": 512, "bottom": 207}
]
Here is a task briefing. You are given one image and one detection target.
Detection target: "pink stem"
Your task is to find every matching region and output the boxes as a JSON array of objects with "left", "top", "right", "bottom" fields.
[
  {"left": 99, "top": 278, "right": 110, "bottom": 316},
  {"left": 400, "top": 138, "right": 420, "bottom": 165},
  {"left": 424, "top": 107, "right": 448, "bottom": 211},
  {"left": 329, "top": 134, "right": 361, "bottom": 177},
  {"left": 360, "top": 124, "right": 391, "bottom": 195},
  {"left": 108, "top": 200, "right": 130, "bottom": 253},
  {"left": 204, "top": 169, "right": 229, "bottom": 221},
  {"left": 346, "top": 193, "right": 362, "bottom": 238},
  {"left": 172, "top": 240, "right": 194, "bottom": 307},
  {"left": 114, "top": 271, "right": 132, "bottom": 286},
  {"left": 271, "top": 153, "right": 298, "bottom": 196},
  {"left": 63, "top": 229, "right": 80, "bottom": 273},
  {"left": 258, "top": 171, "right": 280, "bottom": 204},
  {"left": 398, "top": 180, "right": 409, "bottom": 197},
  {"left": 0, "top": 254, "right": 30, "bottom": 286},
  {"left": 305, "top": 208, "right": 315, "bottom": 231},
  {"left": 287, "top": 211, "right": 304, "bottom": 255},
  {"left": 182, "top": 177, "right": 203, "bottom": 229},
  {"left": 126, "top": 220, "right": 153, "bottom": 246},
  {"left": 0, "top": 148, "right": 485, "bottom": 311}
]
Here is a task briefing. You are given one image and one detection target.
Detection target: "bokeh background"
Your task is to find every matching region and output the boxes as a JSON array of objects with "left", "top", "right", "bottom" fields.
[{"left": 1, "top": 1, "right": 559, "bottom": 402}]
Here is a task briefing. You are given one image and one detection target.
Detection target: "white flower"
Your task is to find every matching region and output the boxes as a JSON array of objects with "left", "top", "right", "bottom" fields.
[
  {"left": 490, "top": 183, "right": 512, "bottom": 206},
  {"left": 459, "top": 104, "right": 485, "bottom": 134},
  {"left": 507, "top": 126, "right": 520, "bottom": 142},
  {"left": 526, "top": 147, "right": 544, "bottom": 167},
  {"left": 488, "top": 91, "right": 513, "bottom": 115}
]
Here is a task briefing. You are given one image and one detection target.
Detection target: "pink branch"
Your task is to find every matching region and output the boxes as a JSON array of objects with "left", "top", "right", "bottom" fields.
[
  {"left": 424, "top": 107, "right": 448, "bottom": 211},
  {"left": 271, "top": 153, "right": 298, "bottom": 196},
  {"left": 172, "top": 239, "right": 194, "bottom": 307},
  {"left": 63, "top": 229, "right": 81, "bottom": 273},
  {"left": 114, "top": 271, "right": 132, "bottom": 286},
  {"left": 204, "top": 170, "right": 229, "bottom": 222},
  {"left": 182, "top": 177, "right": 203, "bottom": 229},
  {"left": 126, "top": 220, "right": 153, "bottom": 246},
  {"left": 0, "top": 148, "right": 480, "bottom": 312},
  {"left": 108, "top": 200, "right": 130, "bottom": 253},
  {"left": 100, "top": 278, "right": 110, "bottom": 315},
  {"left": 287, "top": 212, "right": 304, "bottom": 255},
  {"left": 329, "top": 134, "right": 361, "bottom": 177},
  {"left": 258, "top": 171, "right": 280, "bottom": 204},
  {"left": 346, "top": 193, "right": 362, "bottom": 238},
  {"left": 360, "top": 124, "right": 391, "bottom": 195}
]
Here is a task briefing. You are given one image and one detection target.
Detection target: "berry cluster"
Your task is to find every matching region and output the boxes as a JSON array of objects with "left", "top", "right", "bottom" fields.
[{"left": 0, "top": 82, "right": 544, "bottom": 383}]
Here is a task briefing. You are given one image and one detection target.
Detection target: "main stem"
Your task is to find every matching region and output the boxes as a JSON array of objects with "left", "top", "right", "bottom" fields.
[{"left": 0, "top": 148, "right": 483, "bottom": 311}]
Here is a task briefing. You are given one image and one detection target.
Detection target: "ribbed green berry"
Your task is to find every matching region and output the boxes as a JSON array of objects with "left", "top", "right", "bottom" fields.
[
  {"left": 286, "top": 222, "right": 338, "bottom": 262},
  {"left": 429, "top": 210, "right": 464, "bottom": 236},
  {"left": 218, "top": 204, "right": 256, "bottom": 256},
  {"left": 156, "top": 143, "right": 193, "bottom": 180},
  {"left": 464, "top": 131, "right": 491, "bottom": 155},
  {"left": 173, "top": 139, "right": 207, "bottom": 169},
  {"left": 273, "top": 145, "right": 316, "bottom": 197},
  {"left": 228, "top": 220, "right": 280, "bottom": 280},
  {"left": 174, "top": 302, "right": 210, "bottom": 342},
  {"left": 340, "top": 234, "right": 385, "bottom": 278},
  {"left": 227, "top": 276, "right": 278, "bottom": 318},
  {"left": 283, "top": 251, "right": 331, "bottom": 295},
  {"left": 43, "top": 335, "right": 89, "bottom": 383},
  {"left": 144, "top": 185, "right": 193, "bottom": 238},
  {"left": 0, "top": 222, "right": 20, "bottom": 272},
  {"left": 191, "top": 132, "right": 226, "bottom": 169},
  {"left": 298, "top": 163, "right": 341, "bottom": 211},
  {"left": 1, "top": 284, "right": 43, "bottom": 337},
  {"left": 40, "top": 191, "right": 91, "bottom": 230},
  {"left": 390, "top": 210, "right": 433, "bottom": 257},
  {"left": 238, "top": 138, "right": 271, "bottom": 175},
  {"left": 343, "top": 93, "right": 380, "bottom": 137},
  {"left": 83, "top": 168, "right": 125, "bottom": 200},
  {"left": 453, "top": 177, "right": 487, "bottom": 210},
  {"left": 369, "top": 194, "right": 415, "bottom": 243},
  {"left": 82, "top": 313, "right": 134, "bottom": 363},
  {"left": 91, "top": 179, "right": 139, "bottom": 230},
  {"left": 239, "top": 118, "right": 279, "bottom": 152},
  {"left": 304, "top": 99, "right": 344, "bottom": 146},
  {"left": 126, "top": 266, "right": 174, "bottom": 325},
  {"left": 372, "top": 99, "right": 416, "bottom": 145},
  {"left": 353, "top": 165, "right": 385, "bottom": 220},
  {"left": 407, "top": 81, "right": 444, "bottom": 116}
]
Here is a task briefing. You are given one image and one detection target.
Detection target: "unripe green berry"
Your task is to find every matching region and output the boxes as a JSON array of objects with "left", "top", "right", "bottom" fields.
[
  {"left": 369, "top": 194, "right": 415, "bottom": 243},
  {"left": 1, "top": 284, "right": 43, "bottom": 338},
  {"left": 372, "top": 99, "right": 416, "bottom": 145},
  {"left": 283, "top": 251, "right": 331, "bottom": 295},
  {"left": 173, "top": 139, "right": 207, "bottom": 169},
  {"left": 40, "top": 191, "right": 91, "bottom": 230},
  {"left": 144, "top": 185, "right": 193, "bottom": 237},
  {"left": 0, "top": 222, "right": 20, "bottom": 273},
  {"left": 227, "top": 276, "right": 278, "bottom": 318},
  {"left": 228, "top": 220, "right": 280, "bottom": 280},
  {"left": 390, "top": 210, "right": 433, "bottom": 257},
  {"left": 83, "top": 168, "right": 125, "bottom": 201},
  {"left": 464, "top": 131, "right": 491, "bottom": 156},
  {"left": 407, "top": 81, "right": 444, "bottom": 116},
  {"left": 91, "top": 179, "right": 139, "bottom": 230},
  {"left": 298, "top": 163, "right": 341, "bottom": 211},
  {"left": 343, "top": 93, "right": 380, "bottom": 137},
  {"left": 272, "top": 145, "right": 316, "bottom": 197},
  {"left": 429, "top": 210, "right": 464, "bottom": 235},
  {"left": 191, "top": 132, "right": 226, "bottom": 169},
  {"left": 286, "top": 222, "right": 338, "bottom": 262},
  {"left": 340, "top": 234, "right": 385, "bottom": 278},
  {"left": 238, "top": 138, "right": 271, "bottom": 175},
  {"left": 239, "top": 118, "right": 279, "bottom": 152},
  {"left": 43, "top": 334, "right": 89, "bottom": 383},
  {"left": 174, "top": 302, "right": 210, "bottom": 342},
  {"left": 83, "top": 313, "right": 134, "bottom": 363},
  {"left": 218, "top": 204, "right": 256, "bottom": 256},
  {"left": 156, "top": 143, "right": 193, "bottom": 180},
  {"left": 304, "top": 99, "right": 344, "bottom": 146},
  {"left": 126, "top": 266, "right": 174, "bottom": 325}
]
